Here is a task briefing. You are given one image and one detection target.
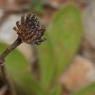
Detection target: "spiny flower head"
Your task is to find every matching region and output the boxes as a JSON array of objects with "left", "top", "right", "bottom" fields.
[{"left": 13, "top": 13, "right": 46, "bottom": 45}]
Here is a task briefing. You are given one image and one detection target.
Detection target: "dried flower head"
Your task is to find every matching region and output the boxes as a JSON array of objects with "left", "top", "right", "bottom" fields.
[{"left": 13, "top": 13, "right": 46, "bottom": 45}]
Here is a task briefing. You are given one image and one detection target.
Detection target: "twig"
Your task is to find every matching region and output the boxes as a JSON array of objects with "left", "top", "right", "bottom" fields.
[{"left": 0, "top": 85, "right": 8, "bottom": 95}]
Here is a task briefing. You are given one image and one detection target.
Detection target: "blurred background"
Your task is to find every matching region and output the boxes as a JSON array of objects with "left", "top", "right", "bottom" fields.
[{"left": 0, "top": 0, "right": 95, "bottom": 95}]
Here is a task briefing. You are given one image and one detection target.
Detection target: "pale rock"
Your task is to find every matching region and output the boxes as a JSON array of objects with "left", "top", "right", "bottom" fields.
[
  {"left": 59, "top": 56, "right": 95, "bottom": 91},
  {"left": 0, "top": 0, "right": 31, "bottom": 11},
  {"left": 82, "top": 0, "right": 95, "bottom": 49}
]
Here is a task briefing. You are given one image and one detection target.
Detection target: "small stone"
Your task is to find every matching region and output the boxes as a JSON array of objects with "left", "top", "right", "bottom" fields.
[{"left": 59, "top": 55, "right": 95, "bottom": 91}]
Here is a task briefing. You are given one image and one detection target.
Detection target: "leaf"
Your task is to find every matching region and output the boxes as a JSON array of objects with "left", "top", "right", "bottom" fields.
[
  {"left": 37, "top": 34, "right": 56, "bottom": 90},
  {"left": 48, "top": 85, "right": 62, "bottom": 95},
  {"left": 0, "top": 43, "right": 44, "bottom": 95},
  {"left": 37, "top": 2, "right": 83, "bottom": 93},
  {"left": 32, "top": 0, "right": 43, "bottom": 13},
  {"left": 72, "top": 83, "right": 95, "bottom": 95},
  {"left": 48, "top": 3, "right": 83, "bottom": 76}
]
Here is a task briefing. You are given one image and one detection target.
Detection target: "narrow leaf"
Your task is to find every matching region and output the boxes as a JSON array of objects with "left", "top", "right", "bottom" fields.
[
  {"left": 48, "top": 3, "right": 83, "bottom": 76},
  {"left": 37, "top": 3, "right": 83, "bottom": 94},
  {"left": 0, "top": 43, "right": 44, "bottom": 95}
]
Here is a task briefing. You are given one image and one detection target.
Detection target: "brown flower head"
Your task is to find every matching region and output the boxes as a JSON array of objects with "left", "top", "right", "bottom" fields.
[{"left": 13, "top": 13, "right": 46, "bottom": 45}]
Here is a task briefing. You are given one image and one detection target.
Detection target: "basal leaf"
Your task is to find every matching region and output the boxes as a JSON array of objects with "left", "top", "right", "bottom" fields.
[
  {"left": 47, "top": 3, "right": 83, "bottom": 76},
  {"left": 37, "top": 3, "right": 83, "bottom": 94},
  {"left": 0, "top": 43, "right": 44, "bottom": 95}
]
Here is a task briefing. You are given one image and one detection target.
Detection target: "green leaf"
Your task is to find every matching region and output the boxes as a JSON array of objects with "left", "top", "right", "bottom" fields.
[
  {"left": 72, "top": 83, "right": 95, "bottom": 95},
  {"left": 32, "top": 0, "right": 43, "bottom": 13},
  {"left": 37, "top": 34, "right": 56, "bottom": 91},
  {"left": 0, "top": 43, "right": 44, "bottom": 95},
  {"left": 48, "top": 3, "right": 83, "bottom": 76},
  {"left": 48, "top": 85, "right": 62, "bottom": 95},
  {"left": 37, "top": 2, "right": 83, "bottom": 93}
]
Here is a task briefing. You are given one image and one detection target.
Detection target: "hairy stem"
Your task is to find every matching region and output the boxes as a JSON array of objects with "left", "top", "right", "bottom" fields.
[
  {"left": 0, "top": 37, "right": 22, "bottom": 95},
  {"left": 0, "top": 37, "right": 22, "bottom": 59}
]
